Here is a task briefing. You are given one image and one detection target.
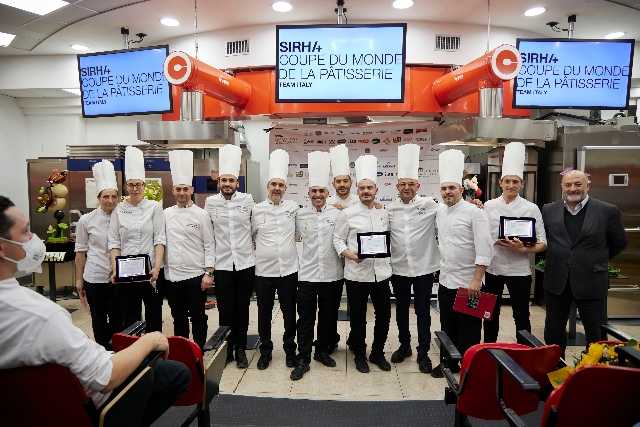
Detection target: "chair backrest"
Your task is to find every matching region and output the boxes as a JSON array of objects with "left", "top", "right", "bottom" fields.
[
  {"left": 99, "top": 366, "right": 155, "bottom": 427},
  {"left": 167, "top": 336, "right": 205, "bottom": 406},
  {"left": 457, "top": 342, "right": 562, "bottom": 420},
  {"left": 111, "top": 332, "right": 141, "bottom": 353},
  {"left": 542, "top": 365, "right": 640, "bottom": 427},
  {"left": 0, "top": 364, "right": 93, "bottom": 427}
]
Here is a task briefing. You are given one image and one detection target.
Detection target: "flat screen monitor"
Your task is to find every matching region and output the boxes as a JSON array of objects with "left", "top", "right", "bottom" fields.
[
  {"left": 77, "top": 45, "right": 173, "bottom": 118},
  {"left": 276, "top": 24, "right": 407, "bottom": 103},
  {"left": 513, "top": 38, "right": 634, "bottom": 110}
]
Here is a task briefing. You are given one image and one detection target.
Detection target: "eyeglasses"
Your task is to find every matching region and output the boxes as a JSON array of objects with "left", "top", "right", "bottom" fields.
[{"left": 127, "top": 182, "right": 144, "bottom": 189}]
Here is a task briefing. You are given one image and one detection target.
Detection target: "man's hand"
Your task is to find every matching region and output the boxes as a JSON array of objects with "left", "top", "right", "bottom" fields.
[
  {"left": 150, "top": 267, "right": 160, "bottom": 285},
  {"left": 141, "top": 331, "right": 169, "bottom": 358},
  {"left": 201, "top": 273, "right": 214, "bottom": 291},
  {"left": 76, "top": 281, "right": 88, "bottom": 307},
  {"left": 498, "top": 237, "right": 527, "bottom": 253},
  {"left": 468, "top": 278, "right": 482, "bottom": 298},
  {"left": 374, "top": 202, "right": 383, "bottom": 209},
  {"left": 333, "top": 203, "right": 346, "bottom": 210},
  {"left": 342, "top": 249, "right": 361, "bottom": 263}
]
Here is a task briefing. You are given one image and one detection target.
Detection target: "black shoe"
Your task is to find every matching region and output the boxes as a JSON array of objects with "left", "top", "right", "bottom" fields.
[
  {"left": 257, "top": 354, "right": 271, "bottom": 370},
  {"left": 235, "top": 349, "right": 249, "bottom": 369},
  {"left": 451, "top": 364, "right": 461, "bottom": 374},
  {"left": 369, "top": 353, "right": 391, "bottom": 371},
  {"left": 418, "top": 357, "right": 433, "bottom": 374},
  {"left": 290, "top": 363, "right": 310, "bottom": 381},
  {"left": 328, "top": 342, "right": 339, "bottom": 355},
  {"left": 286, "top": 353, "right": 297, "bottom": 368},
  {"left": 354, "top": 356, "right": 370, "bottom": 373},
  {"left": 226, "top": 350, "right": 234, "bottom": 365},
  {"left": 314, "top": 352, "right": 337, "bottom": 367},
  {"left": 390, "top": 346, "right": 412, "bottom": 363},
  {"left": 431, "top": 364, "right": 444, "bottom": 378}
]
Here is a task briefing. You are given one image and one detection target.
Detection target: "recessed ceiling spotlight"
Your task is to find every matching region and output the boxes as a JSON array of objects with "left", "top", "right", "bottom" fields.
[
  {"left": 524, "top": 6, "right": 546, "bottom": 17},
  {"left": 0, "top": 0, "right": 68, "bottom": 16},
  {"left": 604, "top": 31, "right": 625, "bottom": 39},
  {"left": 272, "top": 1, "right": 292, "bottom": 12},
  {"left": 160, "top": 17, "right": 179, "bottom": 27},
  {"left": 392, "top": 0, "right": 414, "bottom": 9},
  {"left": 0, "top": 31, "right": 16, "bottom": 47},
  {"left": 71, "top": 44, "right": 89, "bottom": 52}
]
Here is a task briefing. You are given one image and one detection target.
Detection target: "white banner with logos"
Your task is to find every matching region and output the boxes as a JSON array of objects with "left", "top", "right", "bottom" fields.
[{"left": 269, "top": 121, "right": 441, "bottom": 207}]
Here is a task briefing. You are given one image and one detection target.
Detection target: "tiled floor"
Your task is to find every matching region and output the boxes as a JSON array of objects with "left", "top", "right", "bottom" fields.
[{"left": 59, "top": 296, "right": 640, "bottom": 401}]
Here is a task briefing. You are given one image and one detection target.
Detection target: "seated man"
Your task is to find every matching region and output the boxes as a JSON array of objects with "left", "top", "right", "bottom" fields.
[{"left": 0, "top": 196, "right": 190, "bottom": 426}]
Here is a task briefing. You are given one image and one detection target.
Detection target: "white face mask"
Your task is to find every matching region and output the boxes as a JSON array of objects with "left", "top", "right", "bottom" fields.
[{"left": 0, "top": 234, "right": 46, "bottom": 277}]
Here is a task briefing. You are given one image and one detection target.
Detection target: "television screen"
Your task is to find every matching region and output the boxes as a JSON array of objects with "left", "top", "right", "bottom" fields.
[
  {"left": 77, "top": 45, "right": 173, "bottom": 118},
  {"left": 276, "top": 24, "right": 406, "bottom": 103},
  {"left": 513, "top": 38, "right": 634, "bottom": 110}
]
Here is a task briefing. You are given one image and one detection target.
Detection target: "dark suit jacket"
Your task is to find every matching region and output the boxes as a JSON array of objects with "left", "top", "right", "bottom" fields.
[{"left": 542, "top": 198, "right": 627, "bottom": 300}]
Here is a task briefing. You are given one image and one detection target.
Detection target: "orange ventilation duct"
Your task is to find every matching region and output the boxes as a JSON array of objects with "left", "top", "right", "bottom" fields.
[
  {"left": 164, "top": 52, "right": 252, "bottom": 108},
  {"left": 432, "top": 45, "right": 521, "bottom": 106}
]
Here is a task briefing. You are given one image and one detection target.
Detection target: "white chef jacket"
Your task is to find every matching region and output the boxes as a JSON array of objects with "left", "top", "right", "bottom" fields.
[
  {"left": 0, "top": 278, "right": 113, "bottom": 407},
  {"left": 108, "top": 198, "right": 166, "bottom": 267},
  {"left": 436, "top": 199, "right": 493, "bottom": 289},
  {"left": 252, "top": 199, "right": 299, "bottom": 277},
  {"left": 296, "top": 204, "right": 343, "bottom": 283},
  {"left": 164, "top": 204, "right": 215, "bottom": 282},
  {"left": 327, "top": 193, "right": 358, "bottom": 209},
  {"left": 333, "top": 202, "right": 392, "bottom": 283},
  {"left": 389, "top": 196, "right": 440, "bottom": 277},
  {"left": 485, "top": 195, "right": 547, "bottom": 277},
  {"left": 205, "top": 192, "right": 255, "bottom": 271},
  {"left": 74, "top": 207, "right": 112, "bottom": 283}
]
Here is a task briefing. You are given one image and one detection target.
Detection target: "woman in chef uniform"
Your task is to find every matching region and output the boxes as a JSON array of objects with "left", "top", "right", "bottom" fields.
[{"left": 109, "top": 146, "right": 166, "bottom": 332}]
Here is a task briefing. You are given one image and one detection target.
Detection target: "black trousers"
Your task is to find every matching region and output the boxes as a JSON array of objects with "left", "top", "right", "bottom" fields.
[
  {"left": 140, "top": 359, "right": 191, "bottom": 426},
  {"left": 255, "top": 273, "right": 297, "bottom": 356},
  {"left": 544, "top": 283, "right": 604, "bottom": 351},
  {"left": 346, "top": 279, "right": 391, "bottom": 357},
  {"left": 391, "top": 274, "right": 434, "bottom": 357},
  {"left": 331, "top": 280, "right": 345, "bottom": 348},
  {"left": 482, "top": 273, "right": 532, "bottom": 344},
  {"left": 119, "top": 281, "right": 163, "bottom": 333},
  {"left": 166, "top": 274, "right": 208, "bottom": 349},
  {"left": 296, "top": 281, "right": 340, "bottom": 363},
  {"left": 84, "top": 281, "right": 122, "bottom": 349},
  {"left": 214, "top": 266, "right": 254, "bottom": 351},
  {"left": 438, "top": 285, "right": 482, "bottom": 359}
]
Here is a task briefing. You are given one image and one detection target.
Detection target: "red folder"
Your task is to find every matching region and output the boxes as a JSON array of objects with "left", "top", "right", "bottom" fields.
[{"left": 453, "top": 288, "right": 497, "bottom": 320}]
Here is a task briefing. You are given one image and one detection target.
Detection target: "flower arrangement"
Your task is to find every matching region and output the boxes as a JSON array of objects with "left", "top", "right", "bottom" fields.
[
  {"left": 547, "top": 339, "right": 639, "bottom": 388},
  {"left": 462, "top": 175, "right": 482, "bottom": 201}
]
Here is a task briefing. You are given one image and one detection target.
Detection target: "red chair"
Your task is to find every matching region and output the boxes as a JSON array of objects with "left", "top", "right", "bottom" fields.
[
  {"left": 435, "top": 331, "right": 562, "bottom": 427},
  {"left": 0, "top": 362, "right": 154, "bottom": 427}
]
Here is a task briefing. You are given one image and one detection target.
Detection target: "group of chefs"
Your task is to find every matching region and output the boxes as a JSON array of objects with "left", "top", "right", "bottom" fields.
[{"left": 75, "top": 139, "right": 546, "bottom": 381}]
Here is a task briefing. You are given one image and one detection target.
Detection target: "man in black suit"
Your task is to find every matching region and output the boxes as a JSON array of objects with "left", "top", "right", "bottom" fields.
[{"left": 542, "top": 170, "right": 627, "bottom": 350}]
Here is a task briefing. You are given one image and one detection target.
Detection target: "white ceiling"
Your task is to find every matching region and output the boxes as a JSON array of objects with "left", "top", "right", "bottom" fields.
[{"left": 0, "top": 0, "right": 638, "bottom": 56}]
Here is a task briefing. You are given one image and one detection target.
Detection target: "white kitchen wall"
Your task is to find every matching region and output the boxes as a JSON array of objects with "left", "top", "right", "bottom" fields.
[{"left": 0, "top": 95, "right": 29, "bottom": 212}]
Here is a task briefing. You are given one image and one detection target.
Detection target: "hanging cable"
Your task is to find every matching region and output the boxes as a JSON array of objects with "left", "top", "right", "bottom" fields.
[
  {"left": 193, "top": 0, "right": 199, "bottom": 59},
  {"left": 486, "top": 0, "right": 491, "bottom": 52}
]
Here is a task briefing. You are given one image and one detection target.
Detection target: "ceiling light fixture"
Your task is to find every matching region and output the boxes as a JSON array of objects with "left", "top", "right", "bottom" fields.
[
  {"left": 160, "top": 17, "right": 180, "bottom": 27},
  {"left": 0, "top": 0, "right": 68, "bottom": 16},
  {"left": 604, "top": 31, "right": 625, "bottom": 39},
  {"left": 0, "top": 31, "right": 16, "bottom": 47},
  {"left": 524, "top": 6, "right": 546, "bottom": 17},
  {"left": 62, "top": 88, "right": 81, "bottom": 96},
  {"left": 71, "top": 44, "right": 89, "bottom": 52},
  {"left": 272, "top": 1, "right": 292, "bottom": 12},
  {"left": 392, "top": 0, "right": 414, "bottom": 9}
]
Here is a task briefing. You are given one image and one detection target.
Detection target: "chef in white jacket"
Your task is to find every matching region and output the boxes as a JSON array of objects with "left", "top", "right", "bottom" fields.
[
  {"left": 388, "top": 144, "right": 440, "bottom": 373},
  {"left": 74, "top": 160, "right": 122, "bottom": 349},
  {"left": 109, "top": 146, "right": 165, "bottom": 332},
  {"left": 164, "top": 150, "right": 215, "bottom": 350},
  {"left": 290, "top": 151, "right": 342, "bottom": 381},
  {"left": 333, "top": 155, "right": 392, "bottom": 374},
  {"left": 205, "top": 144, "right": 255, "bottom": 368},
  {"left": 432, "top": 149, "right": 493, "bottom": 378},
  {"left": 483, "top": 142, "right": 546, "bottom": 343},
  {"left": 252, "top": 149, "right": 299, "bottom": 370}
]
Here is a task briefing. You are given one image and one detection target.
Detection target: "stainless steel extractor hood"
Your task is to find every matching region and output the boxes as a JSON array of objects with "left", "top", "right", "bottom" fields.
[{"left": 431, "top": 116, "right": 557, "bottom": 145}]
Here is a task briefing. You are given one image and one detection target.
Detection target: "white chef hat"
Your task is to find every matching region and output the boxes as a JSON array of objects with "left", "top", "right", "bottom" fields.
[
  {"left": 329, "top": 144, "right": 350, "bottom": 178},
  {"left": 501, "top": 141, "right": 525, "bottom": 179},
  {"left": 268, "top": 149, "right": 289, "bottom": 183},
  {"left": 355, "top": 155, "right": 377, "bottom": 185},
  {"left": 169, "top": 150, "right": 193, "bottom": 187},
  {"left": 397, "top": 144, "right": 420, "bottom": 180},
  {"left": 92, "top": 160, "right": 118, "bottom": 195},
  {"left": 124, "top": 146, "right": 145, "bottom": 181},
  {"left": 439, "top": 149, "right": 465, "bottom": 185},
  {"left": 219, "top": 145, "right": 242, "bottom": 178},
  {"left": 308, "top": 151, "right": 331, "bottom": 189}
]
